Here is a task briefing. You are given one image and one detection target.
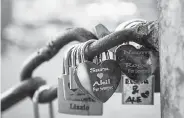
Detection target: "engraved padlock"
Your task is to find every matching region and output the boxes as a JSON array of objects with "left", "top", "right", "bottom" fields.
[
  {"left": 114, "top": 41, "right": 155, "bottom": 105},
  {"left": 76, "top": 40, "right": 121, "bottom": 103}
]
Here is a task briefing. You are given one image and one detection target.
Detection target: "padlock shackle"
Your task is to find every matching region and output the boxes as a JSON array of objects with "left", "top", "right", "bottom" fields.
[
  {"left": 115, "top": 19, "right": 147, "bottom": 31},
  {"left": 70, "top": 45, "right": 79, "bottom": 67},
  {"left": 80, "top": 40, "right": 96, "bottom": 63},
  {"left": 62, "top": 47, "right": 72, "bottom": 75},
  {"left": 63, "top": 45, "right": 77, "bottom": 75}
]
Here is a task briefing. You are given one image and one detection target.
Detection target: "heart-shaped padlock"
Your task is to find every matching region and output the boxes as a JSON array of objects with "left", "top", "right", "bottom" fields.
[
  {"left": 75, "top": 41, "right": 121, "bottom": 103},
  {"left": 115, "top": 44, "right": 152, "bottom": 82}
]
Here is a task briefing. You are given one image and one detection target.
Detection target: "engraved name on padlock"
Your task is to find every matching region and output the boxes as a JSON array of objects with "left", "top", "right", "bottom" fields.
[
  {"left": 58, "top": 78, "right": 103, "bottom": 115},
  {"left": 122, "top": 75, "right": 155, "bottom": 105},
  {"left": 75, "top": 41, "right": 121, "bottom": 103}
]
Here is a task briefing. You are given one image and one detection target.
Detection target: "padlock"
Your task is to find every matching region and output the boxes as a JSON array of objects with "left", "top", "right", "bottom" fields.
[
  {"left": 62, "top": 44, "right": 91, "bottom": 101},
  {"left": 115, "top": 43, "right": 155, "bottom": 105},
  {"left": 58, "top": 42, "right": 103, "bottom": 115},
  {"left": 93, "top": 24, "right": 119, "bottom": 89},
  {"left": 75, "top": 40, "right": 121, "bottom": 103},
  {"left": 114, "top": 19, "right": 150, "bottom": 93},
  {"left": 32, "top": 85, "right": 54, "bottom": 118}
]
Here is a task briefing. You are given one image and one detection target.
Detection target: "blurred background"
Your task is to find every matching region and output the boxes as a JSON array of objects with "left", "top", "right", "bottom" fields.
[{"left": 1, "top": 0, "right": 160, "bottom": 118}]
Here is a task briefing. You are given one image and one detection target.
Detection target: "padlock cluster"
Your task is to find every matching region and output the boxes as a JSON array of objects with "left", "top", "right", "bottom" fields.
[
  {"left": 58, "top": 19, "right": 159, "bottom": 115},
  {"left": 58, "top": 39, "right": 122, "bottom": 115}
]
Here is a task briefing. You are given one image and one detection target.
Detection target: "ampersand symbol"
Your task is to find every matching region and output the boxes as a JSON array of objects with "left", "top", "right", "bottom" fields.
[{"left": 132, "top": 85, "right": 139, "bottom": 94}]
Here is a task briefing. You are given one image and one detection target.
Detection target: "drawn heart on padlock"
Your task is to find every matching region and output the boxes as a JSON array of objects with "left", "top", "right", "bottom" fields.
[
  {"left": 116, "top": 45, "right": 152, "bottom": 83},
  {"left": 97, "top": 73, "right": 103, "bottom": 79},
  {"left": 141, "top": 91, "right": 150, "bottom": 98},
  {"left": 75, "top": 60, "right": 121, "bottom": 103}
]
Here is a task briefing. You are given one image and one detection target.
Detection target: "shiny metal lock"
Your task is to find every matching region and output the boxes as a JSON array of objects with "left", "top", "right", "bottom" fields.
[
  {"left": 32, "top": 86, "right": 54, "bottom": 118},
  {"left": 58, "top": 43, "right": 103, "bottom": 115}
]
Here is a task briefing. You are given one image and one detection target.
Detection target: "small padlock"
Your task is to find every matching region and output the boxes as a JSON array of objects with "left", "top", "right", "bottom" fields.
[{"left": 32, "top": 85, "right": 54, "bottom": 118}]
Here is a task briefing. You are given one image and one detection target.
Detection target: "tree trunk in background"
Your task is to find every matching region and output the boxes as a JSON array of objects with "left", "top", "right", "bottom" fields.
[{"left": 159, "top": 0, "right": 184, "bottom": 118}]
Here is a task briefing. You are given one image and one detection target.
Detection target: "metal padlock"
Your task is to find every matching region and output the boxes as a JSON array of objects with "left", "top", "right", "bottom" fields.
[
  {"left": 58, "top": 43, "right": 103, "bottom": 115},
  {"left": 62, "top": 44, "right": 90, "bottom": 101},
  {"left": 115, "top": 43, "right": 155, "bottom": 105},
  {"left": 94, "top": 24, "right": 121, "bottom": 93},
  {"left": 32, "top": 85, "right": 54, "bottom": 118},
  {"left": 114, "top": 19, "right": 148, "bottom": 93}
]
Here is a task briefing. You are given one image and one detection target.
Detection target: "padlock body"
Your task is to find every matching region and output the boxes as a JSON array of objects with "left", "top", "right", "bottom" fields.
[
  {"left": 58, "top": 76, "right": 103, "bottom": 115},
  {"left": 63, "top": 74, "right": 93, "bottom": 101},
  {"left": 122, "top": 75, "right": 155, "bottom": 105}
]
